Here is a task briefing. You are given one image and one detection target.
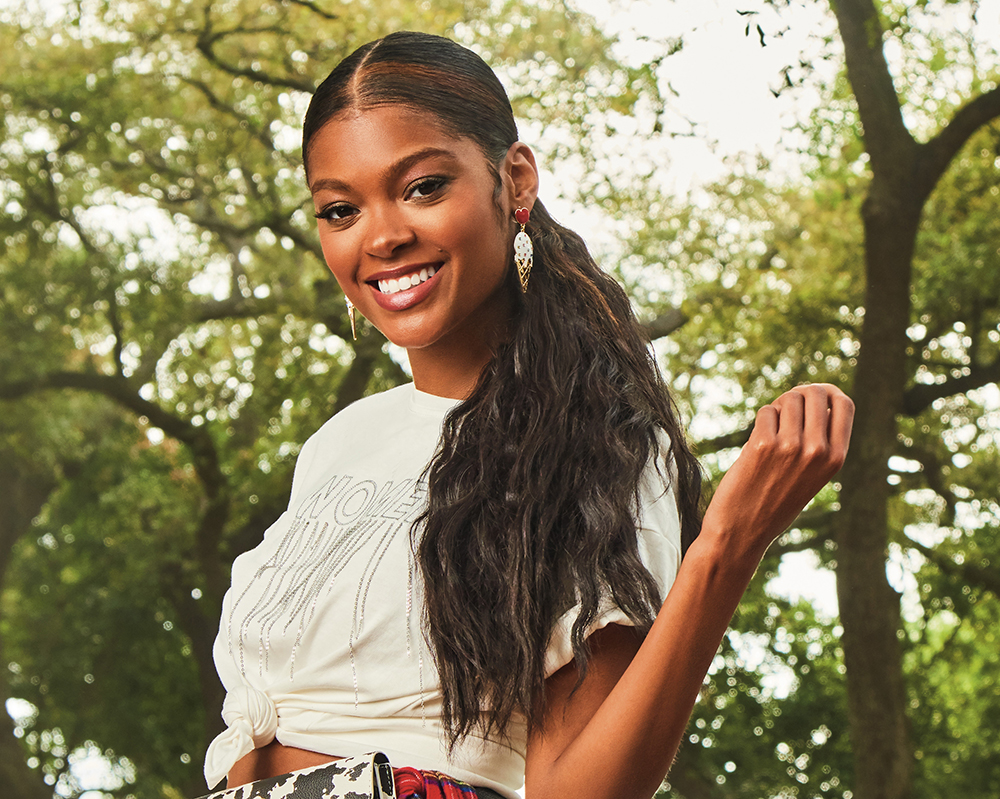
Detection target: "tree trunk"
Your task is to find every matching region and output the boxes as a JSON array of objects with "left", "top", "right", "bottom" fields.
[
  {"left": 0, "top": 456, "right": 58, "bottom": 799},
  {"left": 833, "top": 175, "right": 919, "bottom": 799},
  {"left": 0, "top": 691, "right": 53, "bottom": 799},
  {"left": 829, "top": 0, "right": 1000, "bottom": 793}
]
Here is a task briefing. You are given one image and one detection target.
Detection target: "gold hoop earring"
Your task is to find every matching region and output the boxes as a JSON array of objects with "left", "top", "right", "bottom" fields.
[
  {"left": 514, "top": 207, "right": 532, "bottom": 293},
  {"left": 345, "top": 296, "right": 357, "bottom": 341}
]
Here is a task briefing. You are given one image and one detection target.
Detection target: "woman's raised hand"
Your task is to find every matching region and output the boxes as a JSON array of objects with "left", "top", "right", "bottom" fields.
[{"left": 701, "top": 383, "right": 855, "bottom": 560}]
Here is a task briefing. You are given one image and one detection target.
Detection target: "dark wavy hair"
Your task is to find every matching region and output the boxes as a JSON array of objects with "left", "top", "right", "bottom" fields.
[{"left": 302, "top": 31, "right": 703, "bottom": 745}]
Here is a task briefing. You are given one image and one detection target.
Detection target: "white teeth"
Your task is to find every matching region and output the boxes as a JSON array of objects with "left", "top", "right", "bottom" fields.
[{"left": 377, "top": 266, "right": 437, "bottom": 295}]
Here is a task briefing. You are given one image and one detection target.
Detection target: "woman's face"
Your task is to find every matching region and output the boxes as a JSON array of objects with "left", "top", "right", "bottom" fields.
[{"left": 307, "top": 105, "right": 530, "bottom": 366}]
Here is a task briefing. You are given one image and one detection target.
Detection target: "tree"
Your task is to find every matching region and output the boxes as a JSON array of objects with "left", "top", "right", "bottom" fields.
[
  {"left": 823, "top": 3, "right": 998, "bottom": 797},
  {"left": 642, "top": 2, "right": 1000, "bottom": 796}
]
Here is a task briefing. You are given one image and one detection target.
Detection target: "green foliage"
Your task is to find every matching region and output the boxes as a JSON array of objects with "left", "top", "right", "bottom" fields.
[{"left": 661, "top": 588, "right": 853, "bottom": 799}]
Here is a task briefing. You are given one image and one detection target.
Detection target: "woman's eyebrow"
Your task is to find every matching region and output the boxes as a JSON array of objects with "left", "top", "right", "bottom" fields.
[{"left": 309, "top": 147, "right": 458, "bottom": 195}]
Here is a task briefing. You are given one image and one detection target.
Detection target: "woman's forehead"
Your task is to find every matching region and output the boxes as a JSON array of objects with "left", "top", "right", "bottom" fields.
[
  {"left": 309, "top": 105, "right": 463, "bottom": 159},
  {"left": 306, "top": 106, "right": 489, "bottom": 192}
]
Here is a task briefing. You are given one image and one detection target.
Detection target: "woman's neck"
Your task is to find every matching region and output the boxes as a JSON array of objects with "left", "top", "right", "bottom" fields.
[
  {"left": 407, "top": 340, "right": 494, "bottom": 400},
  {"left": 405, "top": 292, "right": 513, "bottom": 400}
]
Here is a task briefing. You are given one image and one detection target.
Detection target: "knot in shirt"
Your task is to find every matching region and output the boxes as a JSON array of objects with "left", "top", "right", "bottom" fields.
[
  {"left": 231, "top": 685, "right": 279, "bottom": 747},
  {"left": 204, "top": 685, "right": 278, "bottom": 787}
]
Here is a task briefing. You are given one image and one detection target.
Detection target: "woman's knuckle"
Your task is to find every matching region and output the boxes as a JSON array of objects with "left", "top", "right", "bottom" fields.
[
  {"left": 777, "top": 439, "right": 799, "bottom": 458},
  {"left": 804, "top": 442, "right": 829, "bottom": 463},
  {"left": 752, "top": 437, "right": 773, "bottom": 455}
]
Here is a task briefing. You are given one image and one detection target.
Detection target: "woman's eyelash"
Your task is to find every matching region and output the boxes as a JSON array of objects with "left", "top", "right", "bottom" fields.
[
  {"left": 407, "top": 176, "right": 449, "bottom": 198},
  {"left": 314, "top": 203, "right": 356, "bottom": 221},
  {"left": 314, "top": 177, "right": 448, "bottom": 220}
]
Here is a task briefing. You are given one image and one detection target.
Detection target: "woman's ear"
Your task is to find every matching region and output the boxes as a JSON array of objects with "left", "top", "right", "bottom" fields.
[{"left": 503, "top": 142, "right": 539, "bottom": 214}]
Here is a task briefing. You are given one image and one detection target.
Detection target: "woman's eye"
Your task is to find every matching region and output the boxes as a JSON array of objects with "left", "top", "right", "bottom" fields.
[
  {"left": 406, "top": 177, "right": 448, "bottom": 200},
  {"left": 314, "top": 203, "right": 357, "bottom": 222}
]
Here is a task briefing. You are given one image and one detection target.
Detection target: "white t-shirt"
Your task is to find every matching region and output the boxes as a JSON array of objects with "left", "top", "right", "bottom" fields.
[{"left": 205, "top": 383, "right": 682, "bottom": 798}]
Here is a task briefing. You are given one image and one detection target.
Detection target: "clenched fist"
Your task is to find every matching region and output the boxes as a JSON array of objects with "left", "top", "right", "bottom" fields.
[{"left": 701, "top": 383, "right": 855, "bottom": 561}]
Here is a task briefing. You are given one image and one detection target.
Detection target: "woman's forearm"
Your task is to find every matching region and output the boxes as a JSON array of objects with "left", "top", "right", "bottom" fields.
[
  {"left": 525, "top": 527, "right": 763, "bottom": 799},
  {"left": 526, "top": 384, "right": 854, "bottom": 799}
]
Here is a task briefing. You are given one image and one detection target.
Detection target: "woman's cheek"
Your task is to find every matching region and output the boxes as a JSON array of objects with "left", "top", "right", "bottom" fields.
[{"left": 319, "top": 232, "right": 353, "bottom": 285}]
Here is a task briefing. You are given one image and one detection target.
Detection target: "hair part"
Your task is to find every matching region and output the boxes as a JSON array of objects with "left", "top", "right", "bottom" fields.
[
  {"left": 302, "top": 31, "right": 703, "bottom": 746},
  {"left": 303, "top": 32, "right": 517, "bottom": 182}
]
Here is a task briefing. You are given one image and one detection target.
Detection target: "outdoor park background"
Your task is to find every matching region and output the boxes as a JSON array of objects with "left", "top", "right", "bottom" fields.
[{"left": 1, "top": 0, "right": 999, "bottom": 797}]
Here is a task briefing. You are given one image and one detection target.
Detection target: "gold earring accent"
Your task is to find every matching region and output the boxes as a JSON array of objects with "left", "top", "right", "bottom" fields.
[
  {"left": 514, "top": 207, "right": 532, "bottom": 292},
  {"left": 346, "top": 296, "right": 357, "bottom": 341}
]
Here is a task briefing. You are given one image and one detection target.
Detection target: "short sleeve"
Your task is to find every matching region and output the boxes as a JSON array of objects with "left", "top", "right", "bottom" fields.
[{"left": 543, "top": 442, "right": 683, "bottom": 677}]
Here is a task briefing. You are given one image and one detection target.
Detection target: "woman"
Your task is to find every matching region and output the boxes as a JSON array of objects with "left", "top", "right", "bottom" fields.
[{"left": 204, "top": 31, "right": 854, "bottom": 799}]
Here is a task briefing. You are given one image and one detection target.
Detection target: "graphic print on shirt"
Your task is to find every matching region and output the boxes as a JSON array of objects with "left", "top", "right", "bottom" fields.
[{"left": 226, "top": 472, "right": 427, "bottom": 705}]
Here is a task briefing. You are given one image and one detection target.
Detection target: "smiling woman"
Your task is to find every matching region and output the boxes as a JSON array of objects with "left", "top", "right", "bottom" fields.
[{"left": 202, "top": 30, "right": 853, "bottom": 799}]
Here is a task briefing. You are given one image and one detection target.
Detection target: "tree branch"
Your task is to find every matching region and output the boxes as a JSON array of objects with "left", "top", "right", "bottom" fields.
[
  {"left": 642, "top": 308, "right": 689, "bottom": 341},
  {"left": 194, "top": 11, "right": 314, "bottom": 93},
  {"left": 286, "top": 0, "right": 340, "bottom": 21},
  {"left": 829, "top": 0, "right": 916, "bottom": 175},
  {"left": 905, "top": 535, "right": 1000, "bottom": 598},
  {"left": 902, "top": 357, "right": 1000, "bottom": 415},
  {"left": 696, "top": 424, "right": 752, "bottom": 455},
  {"left": 106, "top": 290, "right": 126, "bottom": 377},
  {"left": 0, "top": 372, "right": 229, "bottom": 602},
  {"left": 329, "top": 334, "right": 408, "bottom": 414},
  {"left": 762, "top": 513, "right": 836, "bottom": 567},
  {"left": 918, "top": 85, "right": 1000, "bottom": 196},
  {"left": 178, "top": 76, "right": 277, "bottom": 153}
]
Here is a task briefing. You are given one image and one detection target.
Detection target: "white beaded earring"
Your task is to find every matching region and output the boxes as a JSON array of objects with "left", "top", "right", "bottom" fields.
[{"left": 513, "top": 207, "right": 532, "bottom": 292}]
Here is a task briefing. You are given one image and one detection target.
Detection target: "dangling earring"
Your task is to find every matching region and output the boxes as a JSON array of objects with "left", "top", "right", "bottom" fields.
[
  {"left": 513, "top": 207, "right": 533, "bottom": 293},
  {"left": 345, "top": 296, "right": 357, "bottom": 341}
]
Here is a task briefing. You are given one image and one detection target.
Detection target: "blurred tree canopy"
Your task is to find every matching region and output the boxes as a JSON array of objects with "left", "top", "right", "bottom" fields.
[{"left": 1, "top": 1, "right": 998, "bottom": 799}]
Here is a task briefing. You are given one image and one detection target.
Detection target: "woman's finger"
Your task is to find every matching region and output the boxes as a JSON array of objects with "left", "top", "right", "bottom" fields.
[
  {"left": 750, "top": 404, "right": 779, "bottom": 442},
  {"left": 828, "top": 391, "right": 855, "bottom": 461},
  {"left": 772, "top": 388, "right": 804, "bottom": 444},
  {"left": 796, "top": 384, "right": 834, "bottom": 447}
]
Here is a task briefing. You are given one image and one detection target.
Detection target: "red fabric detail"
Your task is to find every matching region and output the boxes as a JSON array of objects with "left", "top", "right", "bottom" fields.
[{"left": 392, "top": 766, "right": 479, "bottom": 799}]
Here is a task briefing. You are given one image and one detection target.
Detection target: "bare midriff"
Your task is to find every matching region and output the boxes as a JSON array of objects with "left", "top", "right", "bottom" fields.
[{"left": 227, "top": 741, "right": 342, "bottom": 787}]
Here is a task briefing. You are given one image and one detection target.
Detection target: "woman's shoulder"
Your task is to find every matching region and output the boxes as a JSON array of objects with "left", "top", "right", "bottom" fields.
[
  {"left": 329, "top": 382, "right": 415, "bottom": 421},
  {"left": 290, "top": 382, "right": 458, "bottom": 494},
  {"left": 289, "top": 384, "right": 415, "bottom": 484}
]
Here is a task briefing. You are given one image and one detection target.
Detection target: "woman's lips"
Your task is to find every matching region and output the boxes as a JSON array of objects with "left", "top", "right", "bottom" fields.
[{"left": 368, "top": 264, "right": 443, "bottom": 311}]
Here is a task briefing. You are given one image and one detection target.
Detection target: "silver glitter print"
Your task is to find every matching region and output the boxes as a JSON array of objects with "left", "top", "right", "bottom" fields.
[{"left": 226, "top": 474, "right": 427, "bottom": 699}]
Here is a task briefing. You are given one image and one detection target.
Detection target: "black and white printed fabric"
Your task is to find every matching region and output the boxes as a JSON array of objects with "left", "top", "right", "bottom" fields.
[{"left": 198, "top": 752, "right": 395, "bottom": 799}]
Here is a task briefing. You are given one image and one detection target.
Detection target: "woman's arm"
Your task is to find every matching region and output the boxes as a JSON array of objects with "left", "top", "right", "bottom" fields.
[{"left": 524, "top": 384, "right": 855, "bottom": 799}]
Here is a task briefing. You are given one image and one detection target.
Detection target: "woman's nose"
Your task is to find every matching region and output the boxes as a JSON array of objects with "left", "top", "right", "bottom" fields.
[{"left": 364, "top": 204, "right": 417, "bottom": 259}]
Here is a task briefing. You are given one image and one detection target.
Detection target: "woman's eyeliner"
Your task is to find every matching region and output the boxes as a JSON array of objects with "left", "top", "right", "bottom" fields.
[
  {"left": 314, "top": 176, "right": 449, "bottom": 223},
  {"left": 314, "top": 203, "right": 356, "bottom": 222},
  {"left": 406, "top": 175, "right": 449, "bottom": 199}
]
